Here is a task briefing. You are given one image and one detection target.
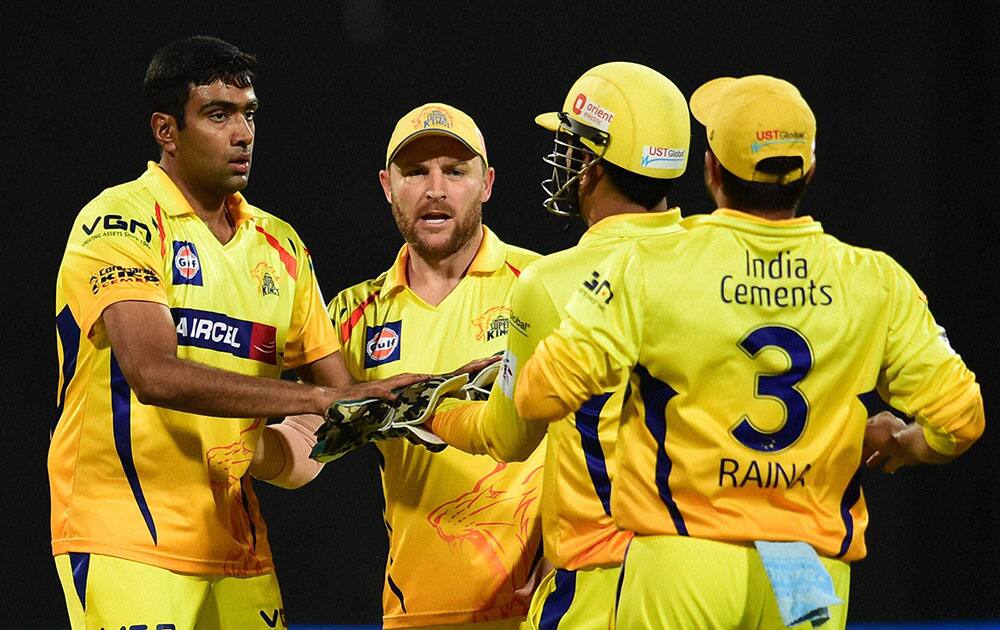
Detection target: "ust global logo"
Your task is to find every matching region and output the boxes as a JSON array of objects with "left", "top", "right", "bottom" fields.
[
  {"left": 364, "top": 321, "right": 402, "bottom": 368},
  {"left": 172, "top": 241, "right": 203, "bottom": 286},
  {"left": 641, "top": 145, "right": 686, "bottom": 169}
]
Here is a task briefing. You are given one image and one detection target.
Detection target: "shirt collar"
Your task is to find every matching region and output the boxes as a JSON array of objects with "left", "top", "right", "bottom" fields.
[
  {"left": 381, "top": 226, "right": 507, "bottom": 295},
  {"left": 579, "top": 208, "right": 684, "bottom": 245},
  {"left": 139, "top": 161, "right": 253, "bottom": 226},
  {"left": 700, "top": 208, "right": 824, "bottom": 236}
]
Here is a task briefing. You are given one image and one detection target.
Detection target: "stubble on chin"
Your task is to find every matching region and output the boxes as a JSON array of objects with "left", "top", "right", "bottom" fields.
[{"left": 392, "top": 200, "right": 483, "bottom": 262}]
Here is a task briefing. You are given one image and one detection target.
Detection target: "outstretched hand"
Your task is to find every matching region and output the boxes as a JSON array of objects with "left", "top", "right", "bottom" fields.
[{"left": 320, "top": 372, "right": 430, "bottom": 409}]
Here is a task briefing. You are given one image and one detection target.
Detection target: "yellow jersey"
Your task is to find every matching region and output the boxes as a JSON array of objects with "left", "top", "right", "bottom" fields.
[
  {"left": 434, "top": 211, "right": 686, "bottom": 570},
  {"left": 518, "top": 209, "right": 984, "bottom": 562},
  {"left": 51, "top": 162, "right": 338, "bottom": 576},
  {"left": 327, "top": 227, "right": 545, "bottom": 628}
]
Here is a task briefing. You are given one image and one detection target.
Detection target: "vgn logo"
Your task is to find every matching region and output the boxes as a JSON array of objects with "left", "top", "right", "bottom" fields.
[
  {"left": 364, "top": 320, "right": 402, "bottom": 368},
  {"left": 172, "top": 240, "right": 203, "bottom": 286}
]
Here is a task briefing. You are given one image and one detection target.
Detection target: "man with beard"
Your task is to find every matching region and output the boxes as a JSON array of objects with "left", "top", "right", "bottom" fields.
[{"left": 253, "top": 103, "right": 545, "bottom": 629}]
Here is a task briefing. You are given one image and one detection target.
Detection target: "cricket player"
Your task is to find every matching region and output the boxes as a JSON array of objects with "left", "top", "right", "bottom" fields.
[
  {"left": 51, "top": 36, "right": 416, "bottom": 630},
  {"left": 514, "top": 75, "right": 985, "bottom": 629},
  {"left": 428, "top": 62, "right": 690, "bottom": 629},
  {"left": 256, "top": 103, "right": 546, "bottom": 629}
]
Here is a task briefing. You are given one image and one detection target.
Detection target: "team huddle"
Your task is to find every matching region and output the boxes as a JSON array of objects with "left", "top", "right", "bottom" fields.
[{"left": 50, "top": 36, "right": 984, "bottom": 630}]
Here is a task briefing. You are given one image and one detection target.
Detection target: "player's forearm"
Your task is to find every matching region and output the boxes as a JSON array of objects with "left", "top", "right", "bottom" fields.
[
  {"left": 129, "top": 354, "right": 327, "bottom": 418},
  {"left": 251, "top": 414, "right": 325, "bottom": 488},
  {"left": 431, "top": 398, "right": 491, "bottom": 455},
  {"left": 431, "top": 396, "right": 544, "bottom": 462}
]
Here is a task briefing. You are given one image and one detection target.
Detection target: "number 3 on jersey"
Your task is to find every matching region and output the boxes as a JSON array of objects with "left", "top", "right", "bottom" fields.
[{"left": 732, "top": 325, "right": 813, "bottom": 452}]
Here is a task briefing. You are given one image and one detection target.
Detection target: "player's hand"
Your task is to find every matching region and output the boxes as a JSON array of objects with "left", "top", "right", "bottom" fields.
[
  {"left": 451, "top": 353, "right": 502, "bottom": 377},
  {"left": 318, "top": 372, "right": 430, "bottom": 411},
  {"left": 513, "top": 556, "right": 554, "bottom": 609},
  {"left": 862, "top": 411, "right": 920, "bottom": 474}
]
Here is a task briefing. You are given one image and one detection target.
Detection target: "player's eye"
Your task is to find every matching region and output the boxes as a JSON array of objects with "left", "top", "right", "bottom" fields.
[
  {"left": 208, "top": 111, "right": 228, "bottom": 122},
  {"left": 244, "top": 109, "right": 256, "bottom": 121}
]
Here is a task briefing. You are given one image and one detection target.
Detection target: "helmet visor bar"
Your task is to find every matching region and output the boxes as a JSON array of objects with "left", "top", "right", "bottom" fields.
[{"left": 540, "top": 113, "right": 610, "bottom": 216}]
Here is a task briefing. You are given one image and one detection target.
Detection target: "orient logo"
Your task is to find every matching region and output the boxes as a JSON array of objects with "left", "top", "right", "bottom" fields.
[
  {"left": 571, "top": 93, "right": 615, "bottom": 131},
  {"left": 172, "top": 241, "right": 203, "bottom": 286},
  {"left": 364, "top": 321, "right": 402, "bottom": 367}
]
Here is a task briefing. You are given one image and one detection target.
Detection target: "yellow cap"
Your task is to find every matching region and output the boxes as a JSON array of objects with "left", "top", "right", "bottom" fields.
[
  {"left": 690, "top": 75, "right": 816, "bottom": 184},
  {"left": 535, "top": 62, "right": 690, "bottom": 179},
  {"left": 385, "top": 102, "right": 488, "bottom": 169}
]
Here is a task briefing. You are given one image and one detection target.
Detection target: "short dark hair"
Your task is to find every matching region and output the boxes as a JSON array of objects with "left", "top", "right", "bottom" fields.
[
  {"left": 143, "top": 36, "right": 255, "bottom": 129},
  {"left": 717, "top": 154, "right": 809, "bottom": 211},
  {"left": 602, "top": 160, "right": 674, "bottom": 210}
]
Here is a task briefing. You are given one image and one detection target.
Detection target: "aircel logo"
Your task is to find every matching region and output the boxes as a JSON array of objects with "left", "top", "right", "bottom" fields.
[
  {"left": 641, "top": 145, "right": 686, "bottom": 169},
  {"left": 571, "top": 93, "right": 615, "bottom": 131},
  {"left": 172, "top": 308, "right": 277, "bottom": 365}
]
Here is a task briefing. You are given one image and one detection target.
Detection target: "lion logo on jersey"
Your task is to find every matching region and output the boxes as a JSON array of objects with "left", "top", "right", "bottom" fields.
[
  {"left": 426, "top": 462, "right": 542, "bottom": 617},
  {"left": 206, "top": 419, "right": 265, "bottom": 575}
]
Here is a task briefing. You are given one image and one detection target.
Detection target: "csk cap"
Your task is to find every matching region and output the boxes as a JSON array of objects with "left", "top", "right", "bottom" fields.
[
  {"left": 385, "top": 102, "right": 488, "bottom": 169},
  {"left": 690, "top": 75, "right": 816, "bottom": 184},
  {"left": 535, "top": 62, "right": 690, "bottom": 179}
]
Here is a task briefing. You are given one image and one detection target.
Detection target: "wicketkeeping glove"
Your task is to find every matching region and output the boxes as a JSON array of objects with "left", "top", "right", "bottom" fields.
[
  {"left": 456, "top": 361, "right": 501, "bottom": 401},
  {"left": 309, "top": 372, "right": 470, "bottom": 462},
  {"left": 310, "top": 397, "right": 395, "bottom": 463}
]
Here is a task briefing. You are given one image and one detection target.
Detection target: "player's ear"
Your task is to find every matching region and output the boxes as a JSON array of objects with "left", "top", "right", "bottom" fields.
[
  {"left": 151, "top": 112, "right": 178, "bottom": 154},
  {"left": 480, "top": 165, "right": 495, "bottom": 203},
  {"left": 804, "top": 160, "right": 817, "bottom": 184},
  {"left": 378, "top": 169, "right": 393, "bottom": 205}
]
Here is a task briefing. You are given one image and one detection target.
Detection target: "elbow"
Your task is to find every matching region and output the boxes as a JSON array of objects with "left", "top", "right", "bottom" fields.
[
  {"left": 127, "top": 361, "right": 174, "bottom": 407},
  {"left": 514, "top": 391, "right": 564, "bottom": 424}
]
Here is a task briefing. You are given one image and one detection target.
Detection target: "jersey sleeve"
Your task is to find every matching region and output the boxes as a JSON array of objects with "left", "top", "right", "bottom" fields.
[
  {"left": 515, "top": 245, "right": 645, "bottom": 422},
  {"left": 877, "top": 256, "right": 984, "bottom": 455},
  {"left": 59, "top": 197, "right": 168, "bottom": 337},
  {"left": 282, "top": 240, "right": 339, "bottom": 369},
  {"left": 431, "top": 268, "right": 554, "bottom": 461}
]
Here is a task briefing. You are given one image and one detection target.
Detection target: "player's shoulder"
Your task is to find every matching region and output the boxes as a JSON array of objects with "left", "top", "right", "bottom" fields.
[
  {"left": 326, "top": 272, "right": 389, "bottom": 322},
  {"left": 243, "top": 203, "right": 305, "bottom": 242},
  {"left": 818, "top": 233, "right": 906, "bottom": 275},
  {"left": 502, "top": 242, "right": 542, "bottom": 273},
  {"left": 76, "top": 177, "right": 153, "bottom": 222}
]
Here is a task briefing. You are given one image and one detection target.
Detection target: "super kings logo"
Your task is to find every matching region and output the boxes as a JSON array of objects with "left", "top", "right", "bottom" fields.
[
  {"left": 413, "top": 107, "right": 451, "bottom": 130},
  {"left": 89, "top": 266, "right": 160, "bottom": 294},
  {"left": 472, "top": 305, "right": 510, "bottom": 342},
  {"left": 364, "top": 321, "right": 402, "bottom": 368}
]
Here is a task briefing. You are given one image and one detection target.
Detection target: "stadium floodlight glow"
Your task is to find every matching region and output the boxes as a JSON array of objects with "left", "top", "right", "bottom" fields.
[{"left": 541, "top": 112, "right": 610, "bottom": 217}]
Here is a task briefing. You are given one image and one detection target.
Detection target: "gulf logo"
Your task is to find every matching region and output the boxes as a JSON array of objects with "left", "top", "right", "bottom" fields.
[
  {"left": 172, "top": 240, "right": 203, "bottom": 286},
  {"left": 364, "top": 321, "right": 402, "bottom": 367},
  {"left": 176, "top": 245, "right": 200, "bottom": 278}
]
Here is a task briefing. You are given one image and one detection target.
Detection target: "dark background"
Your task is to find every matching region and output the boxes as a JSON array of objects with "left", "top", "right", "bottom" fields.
[{"left": 3, "top": 2, "right": 998, "bottom": 627}]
